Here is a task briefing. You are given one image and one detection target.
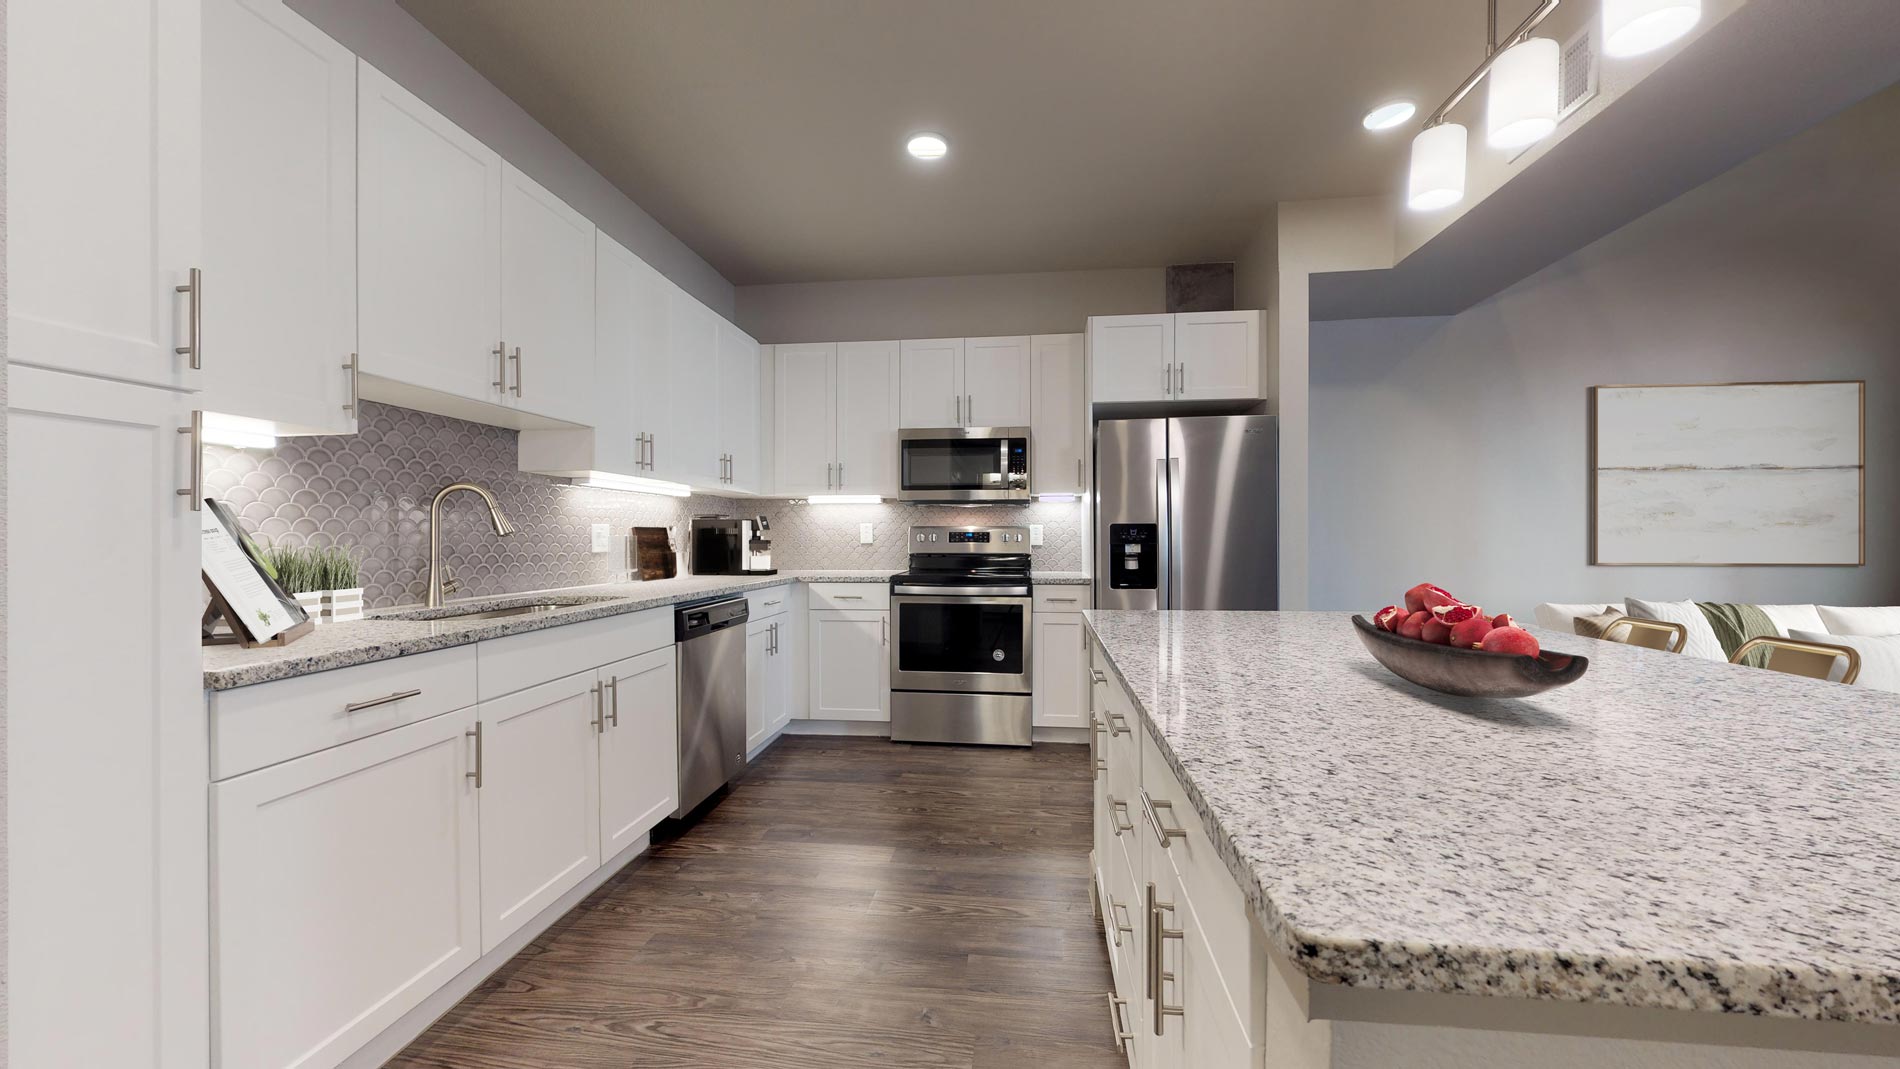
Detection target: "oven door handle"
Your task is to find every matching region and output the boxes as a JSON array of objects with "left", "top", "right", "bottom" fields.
[{"left": 891, "top": 585, "right": 1033, "bottom": 598}]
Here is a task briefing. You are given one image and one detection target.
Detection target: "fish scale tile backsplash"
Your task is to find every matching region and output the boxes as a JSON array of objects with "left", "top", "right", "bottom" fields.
[{"left": 205, "top": 401, "right": 1084, "bottom": 609}]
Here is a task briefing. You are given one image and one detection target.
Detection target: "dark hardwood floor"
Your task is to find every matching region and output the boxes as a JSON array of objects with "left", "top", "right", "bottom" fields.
[{"left": 387, "top": 736, "right": 1125, "bottom": 1069}]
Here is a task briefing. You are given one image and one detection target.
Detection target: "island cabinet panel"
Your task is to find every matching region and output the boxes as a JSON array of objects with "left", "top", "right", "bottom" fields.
[
  {"left": 476, "top": 671, "right": 603, "bottom": 952},
  {"left": 1033, "top": 611, "right": 1090, "bottom": 729},
  {"left": 212, "top": 707, "right": 481, "bottom": 1069}
]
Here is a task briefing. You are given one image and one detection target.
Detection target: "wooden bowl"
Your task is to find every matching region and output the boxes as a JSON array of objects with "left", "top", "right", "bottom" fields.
[{"left": 1351, "top": 615, "right": 1589, "bottom": 698}]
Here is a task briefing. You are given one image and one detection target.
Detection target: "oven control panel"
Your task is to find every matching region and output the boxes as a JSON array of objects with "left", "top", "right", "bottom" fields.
[
  {"left": 910, "top": 525, "right": 1028, "bottom": 552},
  {"left": 1107, "top": 524, "right": 1158, "bottom": 589}
]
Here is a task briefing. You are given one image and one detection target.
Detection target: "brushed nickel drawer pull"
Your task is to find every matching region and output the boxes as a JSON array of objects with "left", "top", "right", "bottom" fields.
[
  {"left": 1108, "top": 897, "right": 1134, "bottom": 947},
  {"left": 342, "top": 352, "right": 359, "bottom": 414},
  {"left": 591, "top": 680, "right": 605, "bottom": 733},
  {"left": 1142, "top": 791, "right": 1188, "bottom": 849},
  {"left": 835, "top": 594, "right": 864, "bottom": 600},
  {"left": 493, "top": 342, "right": 507, "bottom": 393},
  {"left": 177, "top": 411, "right": 204, "bottom": 511},
  {"left": 1105, "top": 993, "right": 1134, "bottom": 1052},
  {"left": 1106, "top": 795, "right": 1135, "bottom": 835},
  {"left": 1046, "top": 596, "right": 1079, "bottom": 603},
  {"left": 343, "top": 688, "right": 422, "bottom": 713},
  {"left": 1104, "top": 711, "right": 1130, "bottom": 737},
  {"left": 466, "top": 721, "right": 483, "bottom": 788},
  {"left": 175, "top": 267, "right": 202, "bottom": 369},
  {"left": 509, "top": 346, "right": 523, "bottom": 397},
  {"left": 1152, "top": 893, "right": 1183, "bottom": 1033},
  {"left": 606, "top": 676, "right": 620, "bottom": 727},
  {"left": 1091, "top": 668, "right": 1107, "bottom": 684}
]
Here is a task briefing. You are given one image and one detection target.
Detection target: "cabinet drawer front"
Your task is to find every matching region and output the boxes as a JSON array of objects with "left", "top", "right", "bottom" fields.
[
  {"left": 478, "top": 608, "right": 671, "bottom": 700},
  {"left": 210, "top": 645, "right": 478, "bottom": 780},
  {"left": 213, "top": 707, "right": 481, "bottom": 1069},
  {"left": 746, "top": 585, "right": 792, "bottom": 620},
  {"left": 1033, "top": 587, "right": 1090, "bottom": 613},
  {"left": 807, "top": 582, "right": 891, "bottom": 610},
  {"left": 1139, "top": 728, "right": 1267, "bottom": 1050}
]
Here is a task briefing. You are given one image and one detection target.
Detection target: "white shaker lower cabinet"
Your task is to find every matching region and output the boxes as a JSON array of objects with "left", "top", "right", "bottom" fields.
[
  {"left": 598, "top": 647, "right": 680, "bottom": 859},
  {"left": 809, "top": 609, "right": 891, "bottom": 721},
  {"left": 211, "top": 708, "right": 481, "bottom": 1069},
  {"left": 477, "top": 671, "right": 604, "bottom": 952},
  {"left": 1032, "top": 610, "right": 1090, "bottom": 729},
  {"left": 746, "top": 615, "right": 778, "bottom": 753}
]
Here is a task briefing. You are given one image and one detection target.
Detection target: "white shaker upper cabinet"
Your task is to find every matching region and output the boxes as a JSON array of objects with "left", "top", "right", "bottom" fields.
[
  {"left": 9, "top": 0, "right": 202, "bottom": 390},
  {"left": 585, "top": 232, "right": 648, "bottom": 474},
  {"left": 621, "top": 241, "right": 675, "bottom": 478},
  {"left": 1173, "top": 310, "right": 1261, "bottom": 403},
  {"left": 668, "top": 287, "right": 725, "bottom": 489},
  {"left": 1030, "top": 333, "right": 1087, "bottom": 494},
  {"left": 719, "top": 321, "right": 762, "bottom": 493},
  {"left": 961, "top": 335, "right": 1032, "bottom": 428},
  {"left": 1088, "top": 313, "right": 1174, "bottom": 404},
  {"left": 202, "top": 0, "right": 357, "bottom": 434},
  {"left": 834, "top": 340, "right": 902, "bottom": 496},
  {"left": 899, "top": 337, "right": 964, "bottom": 428},
  {"left": 357, "top": 60, "right": 503, "bottom": 406},
  {"left": 773, "top": 343, "right": 836, "bottom": 497},
  {"left": 500, "top": 162, "right": 596, "bottom": 425},
  {"left": 8, "top": 367, "right": 206, "bottom": 1069}
]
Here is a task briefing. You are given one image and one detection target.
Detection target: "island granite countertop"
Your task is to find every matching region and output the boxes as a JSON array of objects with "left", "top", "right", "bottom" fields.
[
  {"left": 206, "top": 569, "right": 1092, "bottom": 690},
  {"left": 1083, "top": 609, "right": 1900, "bottom": 1026}
]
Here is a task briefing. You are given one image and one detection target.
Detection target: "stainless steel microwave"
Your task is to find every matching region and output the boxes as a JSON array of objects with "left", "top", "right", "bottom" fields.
[{"left": 898, "top": 427, "right": 1031, "bottom": 503}]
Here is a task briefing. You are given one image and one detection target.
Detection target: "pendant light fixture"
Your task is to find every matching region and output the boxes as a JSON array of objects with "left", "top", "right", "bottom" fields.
[
  {"left": 1486, "top": 36, "right": 1560, "bottom": 148},
  {"left": 1405, "top": 0, "right": 1560, "bottom": 211},
  {"left": 1602, "top": 0, "right": 1700, "bottom": 57}
]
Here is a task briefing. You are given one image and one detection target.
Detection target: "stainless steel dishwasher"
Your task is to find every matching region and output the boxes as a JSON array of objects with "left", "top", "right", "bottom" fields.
[{"left": 673, "top": 596, "right": 749, "bottom": 816}]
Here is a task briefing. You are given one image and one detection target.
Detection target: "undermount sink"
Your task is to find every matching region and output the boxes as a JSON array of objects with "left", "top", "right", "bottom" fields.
[{"left": 378, "top": 595, "right": 621, "bottom": 623}]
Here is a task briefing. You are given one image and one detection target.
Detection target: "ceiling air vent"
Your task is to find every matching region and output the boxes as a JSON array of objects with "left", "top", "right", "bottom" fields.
[{"left": 1559, "top": 24, "right": 1600, "bottom": 119}]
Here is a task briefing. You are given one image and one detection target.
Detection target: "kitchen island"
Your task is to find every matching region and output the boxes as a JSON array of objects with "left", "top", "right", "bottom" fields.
[{"left": 1085, "top": 609, "right": 1900, "bottom": 1067}]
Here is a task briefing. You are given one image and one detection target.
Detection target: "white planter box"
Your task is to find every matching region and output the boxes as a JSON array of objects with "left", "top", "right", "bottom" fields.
[{"left": 324, "top": 588, "right": 365, "bottom": 623}]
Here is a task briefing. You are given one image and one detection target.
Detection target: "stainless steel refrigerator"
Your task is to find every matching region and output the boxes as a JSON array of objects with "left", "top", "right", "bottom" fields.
[{"left": 1094, "top": 416, "right": 1278, "bottom": 610}]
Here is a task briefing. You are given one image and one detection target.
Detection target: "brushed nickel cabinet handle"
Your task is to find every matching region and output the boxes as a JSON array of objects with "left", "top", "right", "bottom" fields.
[
  {"left": 466, "top": 721, "right": 484, "bottom": 788},
  {"left": 1108, "top": 897, "right": 1134, "bottom": 947},
  {"left": 1176, "top": 362, "right": 1185, "bottom": 394},
  {"left": 1077, "top": 456, "right": 1083, "bottom": 489},
  {"left": 1142, "top": 790, "right": 1188, "bottom": 849},
  {"left": 342, "top": 352, "right": 359, "bottom": 415},
  {"left": 1047, "top": 596, "right": 1078, "bottom": 604},
  {"left": 1105, "top": 993, "right": 1134, "bottom": 1053},
  {"left": 176, "top": 411, "right": 203, "bottom": 511},
  {"left": 1152, "top": 892, "right": 1183, "bottom": 1033},
  {"left": 836, "top": 462, "right": 843, "bottom": 489},
  {"left": 881, "top": 615, "right": 888, "bottom": 647},
  {"left": 1163, "top": 363, "right": 1172, "bottom": 395},
  {"left": 1106, "top": 795, "right": 1135, "bottom": 836},
  {"left": 343, "top": 688, "right": 421, "bottom": 713},
  {"left": 835, "top": 594, "right": 863, "bottom": 601},
  {"left": 175, "top": 267, "right": 202, "bottom": 369},
  {"left": 493, "top": 343, "right": 507, "bottom": 393},
  {"left": 509, "top": 346, "right": 523, "bottom": 397},
  {"left": 1145, "top": 882, "right": 1157, "bottom": 1001},
  {"left": 1104, "top": 711, "right": 1129, "bottom": 737},
  {"left": 966, "top": 393, "right": 973, "bottom": 425},
  {"left": 1088, "top": 714, "right": 1106, "bottom": 774},
  {"left": 607, "top": 676, "right": 620, "bottom": 727},
  {"left": 591, "top": 680, "right": 605, "bottom": 733}
]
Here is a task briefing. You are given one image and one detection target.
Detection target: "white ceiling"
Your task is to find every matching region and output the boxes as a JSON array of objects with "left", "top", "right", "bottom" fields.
[{"left": 396, "top": 0, "right": 1487, "bottom": 285}]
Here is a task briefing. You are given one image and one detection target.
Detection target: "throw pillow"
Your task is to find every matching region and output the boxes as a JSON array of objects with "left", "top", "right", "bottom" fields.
[
  {"left": 1696, "top": 603, "right": 1780, "bottom": 667},
  {"left": 1624, "top": 598, "right": 1728, "bottom": 661},
  {"left": 1572, "top": 609, "right": 1627, "bottom": 640},
  {"left": 1757, "top": 604, "right": 1827, "bottom": 637},
  {"left": 1789, "top": 630, "right": 1900, "bottom": 693},
  {"left": 1816, "top": 605, "right": 1900, "bottom": 637}
]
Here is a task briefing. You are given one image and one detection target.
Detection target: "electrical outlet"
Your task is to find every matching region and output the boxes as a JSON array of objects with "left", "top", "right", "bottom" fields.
[
  {"left": 859, "top": 522, "right": 875, "bottom": 544},
  {"left": 591, "top": 524, "right": 611, "bottom": 553},
  {"left": 1029, "top": 524, "right": 1044, "bottom": 546}
]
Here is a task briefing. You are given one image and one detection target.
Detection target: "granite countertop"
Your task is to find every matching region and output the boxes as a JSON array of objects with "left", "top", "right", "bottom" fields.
[
  {"left": 1083, "top": 609, "right": 1900, "bottom": 1025},
  {"left": 205, "top": 568, "right": 1093, "bottom": 689},
  {"left": 1030, "top": 571, "right": 1091, "bottom": 585}
]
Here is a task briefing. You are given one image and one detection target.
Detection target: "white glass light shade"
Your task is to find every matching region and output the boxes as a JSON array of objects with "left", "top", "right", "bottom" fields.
[
  {"left": 1407, "top": 123, "right": 1467, "bottom": 211},
  {"left": 1603, "top": 0, "right": 1701, "bottom": 57},
  {"left": 1486, "top": 37, "right": 1559, "bottom": 149},
  {"left": 905, "top": 133, "right": 948, "bottom": 159}
]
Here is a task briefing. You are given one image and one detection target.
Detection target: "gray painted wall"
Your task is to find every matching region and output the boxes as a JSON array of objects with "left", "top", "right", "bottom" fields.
[
  {"left": 1307, "top": 85, "right": 1900, "bottom": 619},
  {"left": 733, "top": 267, "right": 1164, "bottom": 344},
  {"left": 286, "top": 0, "right": 735, "bottom": 317}
]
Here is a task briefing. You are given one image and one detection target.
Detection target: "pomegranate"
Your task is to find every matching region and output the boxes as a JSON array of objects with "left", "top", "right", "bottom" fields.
[
  {"left": 1432, "top": 603, "right": 1482, "bottom": 624},
  {"left": 1480, "top": 626, "right": 1541, "bottom": 657},
  {"left": 1419, "top": 615, "right": 1455, "bottom": 644},
  {"left": 1397, "top": 610, "right": 1431, "bottom": 640},
  {"left": 1449, "top": 614, "right": 1497, "bottom": 649},
  {"left": 1491, "top": 612, "right": 1516, "bottom": 630},
  {"left": 1404, "top": 583, "right": 1457, "bottom": 614},
  {"left": 1373, "top": 605, "right": 1406, "bottom": 632}
]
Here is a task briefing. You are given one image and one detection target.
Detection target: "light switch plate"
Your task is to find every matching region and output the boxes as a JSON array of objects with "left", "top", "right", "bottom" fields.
[
  {"left": 1029, "top": 524, "right": 1045, "bottom": 546},
  {"left": 591, "top": 524, "right": 611, "bottom": 553},
  {"left": 859, "top": 522, "right": 875, "bottom": 544}
]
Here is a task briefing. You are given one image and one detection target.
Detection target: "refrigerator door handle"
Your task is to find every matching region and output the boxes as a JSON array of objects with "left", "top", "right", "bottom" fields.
[
  {"left": 1166, "top": 456, "right": 1186, "bottom": 609},
  {"left": 1155, "top": 457, "right": 1173, "bottom": 611}
]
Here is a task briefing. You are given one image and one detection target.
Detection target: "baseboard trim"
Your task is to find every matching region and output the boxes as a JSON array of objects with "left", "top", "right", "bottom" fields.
[
  {"left": 1033, "top": 727, "right": 1088, "bottom": 744},
  {"left": 784, "top": 719, "right": 891, "bottom": 737},
  {"left": 338, "top": 833, "right": 652, "bottom": 1069}
]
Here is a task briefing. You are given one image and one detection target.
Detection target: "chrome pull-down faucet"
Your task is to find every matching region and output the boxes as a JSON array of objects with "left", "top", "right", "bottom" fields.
[{"left": 427, "top": 482, "right": 517, "bottom": 608}]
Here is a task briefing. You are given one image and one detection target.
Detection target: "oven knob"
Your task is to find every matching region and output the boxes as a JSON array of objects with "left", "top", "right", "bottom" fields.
[{"left": 992, "top": 649, "right": 1005, "bottom": 661}]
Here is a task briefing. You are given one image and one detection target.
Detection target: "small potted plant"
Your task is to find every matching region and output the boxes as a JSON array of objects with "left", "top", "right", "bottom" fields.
[
  {"left": 262, "top": 543, "right": 327, "bottom": 621},
  {"left": 317, "top": 546, "right": 364, "bottom": 623}
]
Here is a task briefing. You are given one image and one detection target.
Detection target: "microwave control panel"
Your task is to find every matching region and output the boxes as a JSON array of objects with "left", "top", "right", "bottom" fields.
[{"left": 1107, "top": 524, "right": 1158, "bottom": 590}]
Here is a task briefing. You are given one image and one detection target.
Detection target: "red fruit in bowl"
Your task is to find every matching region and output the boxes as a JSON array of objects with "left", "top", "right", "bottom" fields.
[
  {"left": 1397, "top": 610, "right": 1431, "bottom": 640},
  {"left": 1449, "top": 614, "right": 1497, "bottom": 649},
  {"left": 1404, "top": 583, "right": 1457, "bottom": 614},
  {"left": 1419, "top": 616, "right": 1455, "bottom": 644},
  {"left": 1492, "top": 613, "right": 1516, "bottom": 630},
  {"left": 1432, "top": 603, "right": 1482, "bottom": 624},
  {"left": 1480, "top": 626, "right": 1541, "bottom": 657},
  {"left": 1372, "top": 605, "right": 1406, "bottom": 632}
]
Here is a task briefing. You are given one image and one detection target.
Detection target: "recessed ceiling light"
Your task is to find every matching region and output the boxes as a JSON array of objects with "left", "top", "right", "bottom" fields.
[
  {"left": 1362, "top": 100, "right": 1417, "bottom": 131},
  {"left": 906, "top": 133, "right": 948, "bottom": 160},
  {"left": 1603, "top": 0, "right": 1701, "bottom": 57}
]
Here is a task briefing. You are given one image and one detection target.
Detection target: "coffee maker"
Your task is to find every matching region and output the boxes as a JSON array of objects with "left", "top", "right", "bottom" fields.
[{"left": 690, "top": 516, "right": 776, "bottom": 576}]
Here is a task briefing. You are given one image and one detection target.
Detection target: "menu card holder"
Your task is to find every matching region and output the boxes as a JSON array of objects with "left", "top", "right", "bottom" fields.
[
  {"left": 202, "top": 582, "right": 316, "bottom": 648},
  {"left": 199, "top": 497, "right": 315, "bottom": 648}
]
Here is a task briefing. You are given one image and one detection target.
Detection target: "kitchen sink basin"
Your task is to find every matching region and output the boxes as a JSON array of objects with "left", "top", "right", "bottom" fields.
[{"left": 378, "top": 595, "right": 621, "bottom": 623}]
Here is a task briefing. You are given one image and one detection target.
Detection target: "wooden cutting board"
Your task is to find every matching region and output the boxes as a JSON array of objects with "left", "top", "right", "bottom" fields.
[{"left": 633, "top": 527, "right": 676, "bottom": 581}]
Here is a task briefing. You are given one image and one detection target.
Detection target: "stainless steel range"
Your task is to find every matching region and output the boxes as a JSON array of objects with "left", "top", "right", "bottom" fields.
[{"left": 889, "top": 525, "right": 1034, "bottom": 747}]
